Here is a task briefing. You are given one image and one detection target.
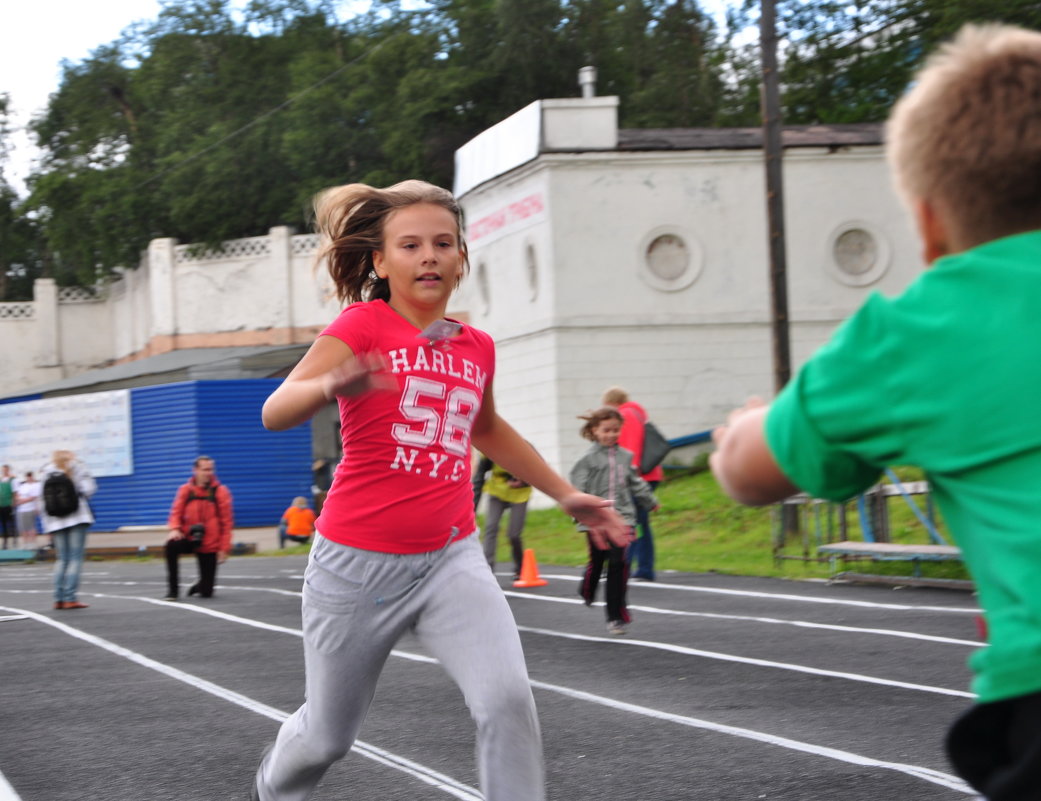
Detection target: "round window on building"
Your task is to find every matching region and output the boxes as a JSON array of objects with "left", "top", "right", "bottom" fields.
[
  {"left": 825, "top": 222, "right": 890, "bottom": 287},
  {"left": 638, "top": 227, "right": 702, "bottom": 291}
]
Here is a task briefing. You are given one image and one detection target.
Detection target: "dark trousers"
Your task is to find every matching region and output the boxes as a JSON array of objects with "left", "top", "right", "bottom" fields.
[
  {"left": 165, "top": 538, "right": 217, "bottom": 598},
  {"left": 0, "top": 506, "right": 13, "bottom": 547},
  {"left": 947, "top": 690, "right": 1041, "bottom": 800},
  {"left": 578, "top": 534, "right": 630, "bottom": 623}
]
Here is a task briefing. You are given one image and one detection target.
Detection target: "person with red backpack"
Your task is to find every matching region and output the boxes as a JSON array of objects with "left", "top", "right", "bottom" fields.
[
  {"left": 601, "top": 386, "right": 666, "bottom": 581},
  {"left": 163, "top": 455, "right": 234, "bottom": 600}
]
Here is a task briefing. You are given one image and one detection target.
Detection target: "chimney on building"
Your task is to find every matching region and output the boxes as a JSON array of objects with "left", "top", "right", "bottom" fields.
[{"left": 578, "top": 66, "right": 597, "bottom": 99}]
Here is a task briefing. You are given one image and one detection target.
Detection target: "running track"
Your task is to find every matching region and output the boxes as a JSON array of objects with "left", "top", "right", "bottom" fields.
[{"left": 0, "top": 557, "right": 984, "bottom": 800}]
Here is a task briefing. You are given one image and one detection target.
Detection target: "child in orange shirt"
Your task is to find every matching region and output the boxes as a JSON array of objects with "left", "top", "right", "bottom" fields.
[{"left": 279, "top": 496, "right": 316, "bottom": 548}]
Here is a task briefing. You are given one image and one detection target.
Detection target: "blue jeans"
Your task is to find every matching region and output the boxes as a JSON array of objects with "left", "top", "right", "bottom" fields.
[
  {"left": 52, "top": 523, "right": 90, "bottom": 603},
  {"left": 628, "top": 481, "right": 658, "bottom": 579}
]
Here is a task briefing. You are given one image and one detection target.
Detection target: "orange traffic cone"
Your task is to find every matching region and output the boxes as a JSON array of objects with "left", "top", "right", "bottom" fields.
[{"left": 513, "top": 548, "right": 548, "bottom": 588}]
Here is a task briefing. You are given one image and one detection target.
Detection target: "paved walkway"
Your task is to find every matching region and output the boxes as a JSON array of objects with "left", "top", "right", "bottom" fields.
[
  {"left": 0, "top": 526, "right": 284, "bottom": 558},
  {"left": 88, "top": 525, "right": 283, "bottom": 552}
]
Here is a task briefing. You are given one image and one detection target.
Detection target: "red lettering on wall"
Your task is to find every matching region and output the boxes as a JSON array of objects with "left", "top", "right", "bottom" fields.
[{"left": 468, "top": 193, "right": 545, "bottom": 241}]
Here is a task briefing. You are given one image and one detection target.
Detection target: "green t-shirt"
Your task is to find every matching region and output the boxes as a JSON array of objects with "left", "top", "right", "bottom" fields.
[
  {"left": 0, "top": 478, "right": 11, "bottom": 506},
  {"left": 766, "top": 230, "right": 1041, "bottom": 704}
]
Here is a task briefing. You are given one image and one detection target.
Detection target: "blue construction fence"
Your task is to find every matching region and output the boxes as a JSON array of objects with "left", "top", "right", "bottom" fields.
[{"left": 4, "top": 379, "right": 312, "bottom": 531}]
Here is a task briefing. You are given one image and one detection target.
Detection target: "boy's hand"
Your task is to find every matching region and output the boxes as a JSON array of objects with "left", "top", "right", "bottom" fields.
[
  {"left": 560, "top": 493, "right": 634, "bottom": 549},
  {"left": 712, "top": 396, "right": 766, "bottom": 450},
  {"left": 321, "top": 353, "right": 397, "bottom": 400},
  {"left": 710, "top": 396, "right": 799, "bottom": 506}
]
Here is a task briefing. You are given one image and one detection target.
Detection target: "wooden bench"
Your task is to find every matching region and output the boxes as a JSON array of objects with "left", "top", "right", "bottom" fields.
[{"left": 817, "top": 540, "right": 972, "bottom": 590}]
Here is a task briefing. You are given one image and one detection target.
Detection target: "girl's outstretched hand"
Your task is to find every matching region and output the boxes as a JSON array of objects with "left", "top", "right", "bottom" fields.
[
  {"left": 320, "top": 352, "right": 397, "bottom": 400},
  {"left": 561, "top": 493, "right": 634, "bottom": 550}
]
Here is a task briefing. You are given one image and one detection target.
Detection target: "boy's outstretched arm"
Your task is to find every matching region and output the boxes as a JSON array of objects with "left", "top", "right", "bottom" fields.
[
  {"left": 472, "top": 381, "right": 633, "bottom": 550},
  {"left": 710, "top": 399, "right": 799, "bottom": 506}
]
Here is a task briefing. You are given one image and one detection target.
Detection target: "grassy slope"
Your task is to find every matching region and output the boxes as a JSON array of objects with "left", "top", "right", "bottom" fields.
[{"left": 493, "top": 469, "right": 971, "bottom": 582}]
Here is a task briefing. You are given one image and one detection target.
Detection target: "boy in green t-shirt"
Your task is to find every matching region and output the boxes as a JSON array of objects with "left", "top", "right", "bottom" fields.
[{"left": 710, "top": 24, "right": 1041, "bottom": 801}]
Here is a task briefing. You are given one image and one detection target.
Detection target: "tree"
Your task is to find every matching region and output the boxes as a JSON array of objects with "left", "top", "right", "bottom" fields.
[
  {"left": 754, "top": 0, "right": 1041, "bottom": 124},
  {"left": 17, "top": 0, "right": 739, "bottom": 284}
]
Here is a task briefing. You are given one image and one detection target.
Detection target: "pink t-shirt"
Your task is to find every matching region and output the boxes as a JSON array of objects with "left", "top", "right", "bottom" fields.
[{"left": 315, "top": 300, "right": 495, "bottom": 553}]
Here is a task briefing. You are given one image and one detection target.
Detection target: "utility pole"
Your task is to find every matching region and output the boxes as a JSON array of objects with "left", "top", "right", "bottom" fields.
[
  {"left": 761, "top": 0, "right": 797, "bottom": 539},
  {"left": 760, "top": 0, "right": 791, "bottom": 392}
]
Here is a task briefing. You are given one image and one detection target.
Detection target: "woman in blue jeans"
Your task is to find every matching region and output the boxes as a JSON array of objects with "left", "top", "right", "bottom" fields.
[{"left": 39, "top": 450, "right": 96, "bottom": 610}]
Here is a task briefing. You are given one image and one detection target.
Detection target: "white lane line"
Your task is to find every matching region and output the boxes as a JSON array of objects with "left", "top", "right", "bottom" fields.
[
  {"left": 539, "top": 573, "right": 982, "bottom": 614},
  {"left": 0, "top": 768, "right": 23, "bottom": 801},
  {"left": 504, "top": 591, "right": 983, "bottom": 648},
  {"left": 517, "top": 626, "right": 974, "bottom": 698},
  {"left": 527, "top": 680, "right": 975, "bottom": 795},
  {"left": 2, "top": 598, "right": 973, "bottom": 796},
  {"left": 0, "top": 605, "right": 481, "bottom": 800},
  {"left": 27, "top": 581, "right": 983, "bottom": 648},
  {"left": 2, "top": 589, "right": 977, "bottom": 697}
]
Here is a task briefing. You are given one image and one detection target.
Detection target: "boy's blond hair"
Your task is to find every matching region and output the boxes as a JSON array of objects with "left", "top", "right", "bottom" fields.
[
  {"left": 601, "top": 386, "right": 629, "bottom": 406},
  {"left": 887, "top": 24, "right": 1041, "bottom": 247}
]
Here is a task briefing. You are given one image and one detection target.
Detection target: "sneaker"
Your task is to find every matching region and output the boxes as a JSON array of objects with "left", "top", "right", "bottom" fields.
[
  {"left": 607, "top": 620, "right": 627, "bottom": 636},
  {"left": 163, "top": 593, "right": 178, "bottom": 601}
]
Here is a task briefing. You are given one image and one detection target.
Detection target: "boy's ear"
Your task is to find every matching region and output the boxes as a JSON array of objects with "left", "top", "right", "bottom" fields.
[{"left": 913, "top": 198, "right": 951, "bottom": 265}]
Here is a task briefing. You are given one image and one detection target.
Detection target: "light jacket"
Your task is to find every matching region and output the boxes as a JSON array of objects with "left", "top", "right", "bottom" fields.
[
  {"left": 569, "top": 443, "right": 657, "bottom": 529},
  {"left": 38, "top": 460, "right": 96, "bottom": 534}
]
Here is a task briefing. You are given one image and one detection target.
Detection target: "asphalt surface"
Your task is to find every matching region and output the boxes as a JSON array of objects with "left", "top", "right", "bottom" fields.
[{"left": 0, "top": 555, "right": 985, "bottom": 801}]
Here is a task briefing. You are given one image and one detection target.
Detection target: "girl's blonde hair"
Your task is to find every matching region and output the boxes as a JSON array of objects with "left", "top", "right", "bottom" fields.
[
  {"left": 578, "top": 407, "right": 624, "bottom": 441},
  {"left": 313, "top": 179, "right": 469, "bottom": 304}
]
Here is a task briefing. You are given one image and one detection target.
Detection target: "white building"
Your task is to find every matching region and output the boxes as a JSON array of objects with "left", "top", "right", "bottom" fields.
[{"left": 451, "top": 93, "right": 915, "bottom": 489}]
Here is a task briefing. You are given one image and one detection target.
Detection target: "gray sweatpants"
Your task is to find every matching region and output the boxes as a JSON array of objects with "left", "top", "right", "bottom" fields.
[{"left": 255, "top": 531, "right": 545, "bottom": 801}]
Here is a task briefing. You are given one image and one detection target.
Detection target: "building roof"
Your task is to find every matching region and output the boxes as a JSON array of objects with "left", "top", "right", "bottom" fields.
[
  {"left": 2, "top": 344, "right": 308, "bottom": 401},
  {"left": 617, "top": 122, "right": 884, "bottom": 152}
]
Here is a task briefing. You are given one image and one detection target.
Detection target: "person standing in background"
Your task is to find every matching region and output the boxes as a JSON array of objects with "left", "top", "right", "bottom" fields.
[
  {"left": 0, "top": 464, "right": 15, "bottom": 549},
  {"left": 474, "top": 455, "right": 532, "bottom": 580},
  {"left": 40, "top": 451, "right": 96, "bottom": 610},
  {"left": 602, "top": 387, "right": 664, "bottom": 581},
  {"left": 15, "top": 471, "right": 41, "bottom": 550}
]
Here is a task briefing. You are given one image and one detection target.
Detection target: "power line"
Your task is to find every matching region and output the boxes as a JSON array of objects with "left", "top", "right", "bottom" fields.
[{"left": 132, "top": 38, "right": 386, "bottom": 191}]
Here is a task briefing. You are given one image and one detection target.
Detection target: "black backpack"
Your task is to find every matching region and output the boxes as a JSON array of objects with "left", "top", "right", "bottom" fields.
[{"left": 43, "top": 471, "right": 80, "bottom": 517}]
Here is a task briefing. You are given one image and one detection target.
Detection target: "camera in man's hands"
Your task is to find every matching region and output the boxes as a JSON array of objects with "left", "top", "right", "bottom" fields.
[{"left": 188, "top": 524, "right": 205, "bottom": 544}]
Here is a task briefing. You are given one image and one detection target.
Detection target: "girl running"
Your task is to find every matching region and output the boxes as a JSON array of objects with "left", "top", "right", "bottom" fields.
[
  {"left": 571, "top": 406, "right": 658, "bottom": 635},
  {"left": 253, "top": 179, "right": 630, "bottom": 801}
]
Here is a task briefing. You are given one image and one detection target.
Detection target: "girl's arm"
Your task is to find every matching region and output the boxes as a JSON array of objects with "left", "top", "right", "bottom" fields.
[
  {"left": 262, "top": 336, "right": 395, "bottom": 431},
  {"left": 628, "top": 469, "right": 658, "bottom": 511},
  {"left": 471, "top": 382, "right": 632, "bottom": 550}
]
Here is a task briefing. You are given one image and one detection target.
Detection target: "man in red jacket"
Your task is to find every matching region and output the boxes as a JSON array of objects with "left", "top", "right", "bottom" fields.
[
  {"left": 163, "top": 455, "right": 234, "bottom": 600},
  {"left": 602, "top": 387, "right": 664, "bottom": 581}
]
